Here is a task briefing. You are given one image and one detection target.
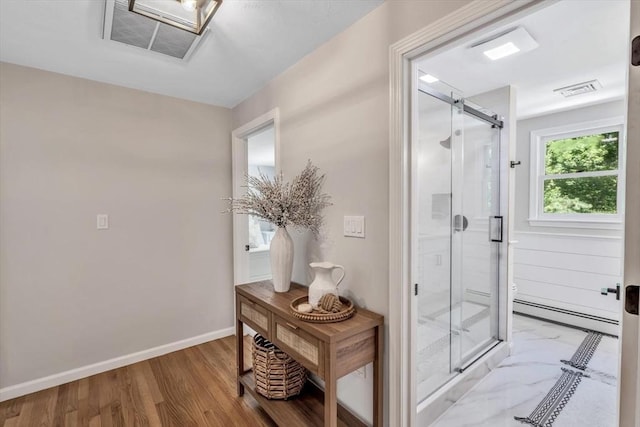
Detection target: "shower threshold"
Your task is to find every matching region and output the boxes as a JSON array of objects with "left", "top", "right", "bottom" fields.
[{"left": 416, "top": 341, "right": 510, "bottom": 426}]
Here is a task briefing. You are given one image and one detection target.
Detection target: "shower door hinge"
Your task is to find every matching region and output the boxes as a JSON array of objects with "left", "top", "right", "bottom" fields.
[{"left": 414, "top": 283, "right": 419, "bottom": 296}]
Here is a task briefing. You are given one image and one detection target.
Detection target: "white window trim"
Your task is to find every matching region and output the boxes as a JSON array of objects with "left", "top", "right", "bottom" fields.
[{"left": 528, "top": 116, "right": 625, "bottom": 229}]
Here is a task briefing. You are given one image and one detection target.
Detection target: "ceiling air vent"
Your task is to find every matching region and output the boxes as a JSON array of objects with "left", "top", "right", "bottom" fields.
[
  {"left": 103, "top": 0, "right": 206, "bottom": 60},
  {"left": 553, "top": 80, "right": 602, "bottom": 98}
]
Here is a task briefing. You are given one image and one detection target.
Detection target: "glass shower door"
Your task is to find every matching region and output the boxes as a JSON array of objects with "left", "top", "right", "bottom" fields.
[
  {"left": 414, "top": 89, "right": 456, "bottom": 401},
  {"left": 414, "top": 83, "right": 501, "bottom": 403},
  {"left": 451, "top": 101, "right": 501, "bottom": 373}
]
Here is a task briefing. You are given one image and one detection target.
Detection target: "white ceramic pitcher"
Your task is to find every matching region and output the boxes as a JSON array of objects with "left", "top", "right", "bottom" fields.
[{"left": 308, "top": 262, "right": 345, "bottom": 308}]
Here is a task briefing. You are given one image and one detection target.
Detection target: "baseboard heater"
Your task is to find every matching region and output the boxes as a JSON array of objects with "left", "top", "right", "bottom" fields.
[{"left": 514, "top": 299, "right": 619, "bottom": 336}]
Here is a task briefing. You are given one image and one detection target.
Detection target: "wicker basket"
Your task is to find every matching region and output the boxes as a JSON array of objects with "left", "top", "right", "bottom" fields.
[{"left": 251, "top": 334, "right": 307, "bottom": 400}]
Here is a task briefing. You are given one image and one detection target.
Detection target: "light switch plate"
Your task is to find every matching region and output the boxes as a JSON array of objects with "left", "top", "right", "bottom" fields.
[
  {"left": 97, "top": 214, "right": 109, "bottom": 230},
  {"left": 344, "top": 216, "right": 365, "bottom": 238}
]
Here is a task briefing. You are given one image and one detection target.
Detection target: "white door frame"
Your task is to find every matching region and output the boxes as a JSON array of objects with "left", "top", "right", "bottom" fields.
[
  {"left": 619, "top": 2, "right": 640, "bottom": 424},
  {"left": 231, "top": 108, "right": 281, "bottom": 285}
]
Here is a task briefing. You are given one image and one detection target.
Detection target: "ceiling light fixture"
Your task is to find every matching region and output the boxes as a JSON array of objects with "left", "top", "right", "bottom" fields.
[
  {"left": 181, "top": 0, "right": 197, "bottom": 12},
  {"left": 470, "top": 27, "right": 538, "bottom": 61},
  {"left": 420, "top": 74, "right": 439, "bottom": 83},
  {"left": 128, "top": 0, "right": 222, "bottom": 35},
  {"left": 483, "top": 42, "right": 520, "bottom": 61}
]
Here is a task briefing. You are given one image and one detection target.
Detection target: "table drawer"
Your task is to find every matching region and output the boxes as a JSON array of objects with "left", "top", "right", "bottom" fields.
[
  {"left": 239, "top": 296, "right": 270, "bottom": 338},
  {"left": 272, "top": 315, "right": 324, "bottom": 377}
]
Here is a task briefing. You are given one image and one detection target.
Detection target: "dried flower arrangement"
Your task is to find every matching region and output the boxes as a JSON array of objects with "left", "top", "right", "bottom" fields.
[{"left": 227, "top": 160, "right": 332, "bottom": 234}]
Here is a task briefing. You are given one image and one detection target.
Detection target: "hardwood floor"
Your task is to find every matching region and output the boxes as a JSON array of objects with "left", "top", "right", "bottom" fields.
[{"left": 0, "top": 336, "right": 276, "bottom": 427}]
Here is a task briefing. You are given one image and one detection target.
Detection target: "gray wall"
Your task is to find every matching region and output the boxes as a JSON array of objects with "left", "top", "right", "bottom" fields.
[
  {"left": 0, "top": 63, "right": 234, "bottom": 389},
  {"left": 514, "top": 100, "right": 626, "bottom": 235}
]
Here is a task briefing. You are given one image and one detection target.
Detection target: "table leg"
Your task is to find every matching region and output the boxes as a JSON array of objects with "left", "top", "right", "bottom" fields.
[
  {"left": 373, "top": 324, "right": 384, "bottom": 426},
  {"left": 236, "top": 310, "right": 245, "bottom": 396},
  {"left": 324, "top": 347, "right": 338, "bottom": 427}
]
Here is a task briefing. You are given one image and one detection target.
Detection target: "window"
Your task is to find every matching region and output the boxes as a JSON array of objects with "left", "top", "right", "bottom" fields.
[{"left": 529, "top": 118, "right": 624, "bottom": 228}]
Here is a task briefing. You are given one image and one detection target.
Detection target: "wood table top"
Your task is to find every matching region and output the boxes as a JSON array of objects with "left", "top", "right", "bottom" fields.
[{"left": 236, "top": 281, "right": 384, "bottom": 343}]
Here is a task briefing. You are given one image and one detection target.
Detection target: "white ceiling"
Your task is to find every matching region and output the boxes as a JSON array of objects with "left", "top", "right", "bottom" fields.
[
  {"left": 0, "top": 0, "right": 383, "bottom": 108},
  {"left": 417, "top": 0, "right": 629, "bottom": 119}
]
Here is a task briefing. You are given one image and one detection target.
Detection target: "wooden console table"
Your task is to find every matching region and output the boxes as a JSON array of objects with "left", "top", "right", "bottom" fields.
[{"left": 235, "top": 281, "right": 384, "bottom": 427}]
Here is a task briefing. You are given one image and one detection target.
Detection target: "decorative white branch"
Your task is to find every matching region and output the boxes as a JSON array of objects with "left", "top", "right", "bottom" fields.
[{"left": 226, "top": 160, "right": 331, "bottom": 235}]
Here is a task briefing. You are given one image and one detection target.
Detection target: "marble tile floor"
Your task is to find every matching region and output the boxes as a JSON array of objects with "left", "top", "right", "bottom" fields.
[{"left": 430, "top": 314, "right": 619, "bottom": 427}]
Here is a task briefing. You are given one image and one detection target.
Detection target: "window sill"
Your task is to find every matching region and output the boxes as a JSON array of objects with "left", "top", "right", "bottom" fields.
[{"left": 528, "top": 218, "right": 622, "bottom": 230}]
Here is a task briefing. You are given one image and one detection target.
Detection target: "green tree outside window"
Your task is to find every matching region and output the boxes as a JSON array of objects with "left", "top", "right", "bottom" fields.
[{"left": 542, "top": 131, "right": 619, "bottom": 214}]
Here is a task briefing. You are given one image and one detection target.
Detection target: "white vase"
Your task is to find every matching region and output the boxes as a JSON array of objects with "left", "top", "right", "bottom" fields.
[{"left": 270, "top": 227, "right": 293, "bottom": 292}]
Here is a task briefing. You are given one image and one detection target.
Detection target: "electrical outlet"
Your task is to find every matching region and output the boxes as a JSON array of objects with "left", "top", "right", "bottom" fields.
[{"left": 97, "top": 214, "right": 109, "bottom": 230}]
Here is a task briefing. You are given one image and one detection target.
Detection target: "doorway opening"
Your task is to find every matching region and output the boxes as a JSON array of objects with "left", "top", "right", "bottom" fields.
[
  {"left": 392, "top": 0, "right": 631, "bottom": 425},
  {"left": 231, "top": 109, "right": 280, "bottom": 285}
]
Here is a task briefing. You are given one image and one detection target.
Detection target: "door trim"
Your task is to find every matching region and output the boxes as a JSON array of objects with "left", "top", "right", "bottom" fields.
[
  {"left": 388, "top": 1, "right": 541, "bottom": 425},
  {"left": 231, "top": 108, "right": 281, "bottom": 285},
  {"left": 620, "top": 1, "right": 640, "bottom": 424}
]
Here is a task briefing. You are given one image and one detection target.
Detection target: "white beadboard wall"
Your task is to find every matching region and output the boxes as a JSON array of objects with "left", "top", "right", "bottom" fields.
[{"left": 513, "top": 231, "right": 623, "bottom": 331}]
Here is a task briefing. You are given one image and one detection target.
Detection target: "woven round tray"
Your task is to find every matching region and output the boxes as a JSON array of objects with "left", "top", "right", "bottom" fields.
[{"left": 290, "top": 296, "right": 355, "bottom": 323}]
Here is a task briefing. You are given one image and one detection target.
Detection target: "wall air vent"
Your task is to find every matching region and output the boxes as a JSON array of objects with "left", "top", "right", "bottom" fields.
[
  {"left": 103, "top": 0, "right": 206, "bottom": 60},
  {"left": 553, "top": 80, "right": 602, "bottom": 98}
]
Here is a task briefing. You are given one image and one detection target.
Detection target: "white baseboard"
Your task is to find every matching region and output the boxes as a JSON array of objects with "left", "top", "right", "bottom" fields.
[
  {"left": 0, "top": 326, "right": 235, "bottom": 402},
  {"left": 514, "top": 300, "right": 619, "bottom": 336}
]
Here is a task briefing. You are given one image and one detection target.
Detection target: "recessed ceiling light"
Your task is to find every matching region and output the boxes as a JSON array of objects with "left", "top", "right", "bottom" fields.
[
  {"left": 484, "top": 42, "right": 520, "bottom": 60},
  {"left": 420, "top": 74, "right": 439, "bottom": 83},
  {"left": 470, "top": 27, "right": 538, "bottom": 61}
]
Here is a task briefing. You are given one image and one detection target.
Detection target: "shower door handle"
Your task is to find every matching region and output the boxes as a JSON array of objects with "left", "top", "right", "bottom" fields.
[
  {"left": 454, "top": 215, "right": 469, "bottom": 232},
  {"left": 489, "top": 216, "right": 503, "bottom": 242}
]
